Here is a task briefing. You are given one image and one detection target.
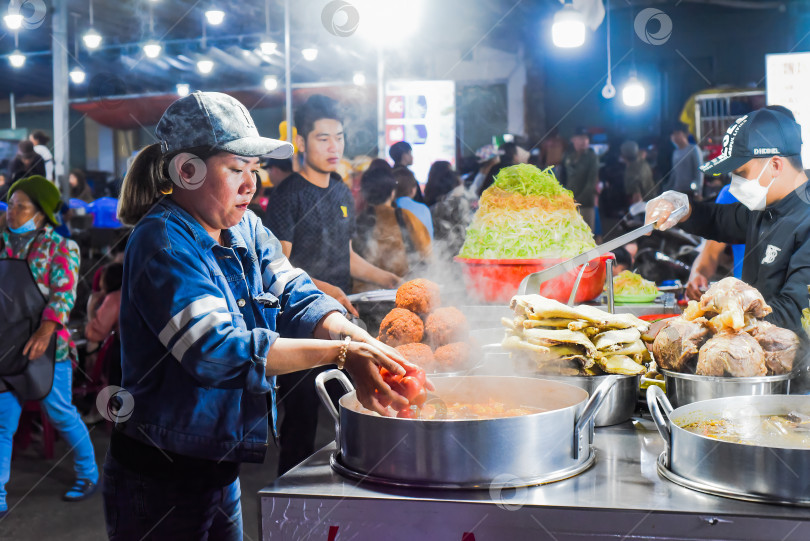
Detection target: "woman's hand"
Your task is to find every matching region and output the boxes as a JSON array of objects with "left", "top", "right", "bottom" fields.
[
  {"left": 23, "top": 321, "right": 57, "bottom": 360},
  {"left": 344, "top": 340, "right": 410, "bottom": 416}
]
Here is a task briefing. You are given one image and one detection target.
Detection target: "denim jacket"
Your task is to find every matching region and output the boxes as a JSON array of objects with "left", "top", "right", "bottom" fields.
[{"left": 118, "top": 198, "right": 344, "bottom": 463}]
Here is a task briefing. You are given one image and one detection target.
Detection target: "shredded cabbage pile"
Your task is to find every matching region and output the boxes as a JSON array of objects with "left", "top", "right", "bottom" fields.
[
  {"left": 612, "top": 270, "right": 659, "bottom": 296},
  {"left": 459, "top": 164, "right": 595, "bottom": 259}
]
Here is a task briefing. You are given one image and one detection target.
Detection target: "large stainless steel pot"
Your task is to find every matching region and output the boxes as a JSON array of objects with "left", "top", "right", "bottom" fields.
[
  {"left": 533, "top": 374, "right": 638, "bottom": 427},
  {"left": 316, "top": 370, "right": 619, "bottom": 489},
  {"left": 661, "top": 369, "right": 791, "bottom": 408},
  {"left": 648, "top": 385, "right": 810, "bottom": 506}
]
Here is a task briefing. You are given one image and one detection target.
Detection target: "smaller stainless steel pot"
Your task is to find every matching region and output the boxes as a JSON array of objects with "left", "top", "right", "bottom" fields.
[
  {"left": 648, "top": 385, "right": 810, "bottom": 506},
  {"left": 534, "top": 374, "right": 638, "bottom": 427},
  {"left": 661, "top": 369, "right": 791, "bottom": 409}
]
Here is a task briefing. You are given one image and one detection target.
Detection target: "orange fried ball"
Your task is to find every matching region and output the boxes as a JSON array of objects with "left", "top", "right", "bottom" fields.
[
  {"left": 395, "top": 279, "right": 441, "bottom": 315},
  {"left": 395, "top": 343, "right": 436, "bottom": 370},
  {"left": 434, "top": 342, "right": 472, "bottom": 371},
  {"left": 378, "top": 308, "right": 424, "bottom": 347},
  {"left": 425, "top": 307, "right": 468, "bottom": 348}
]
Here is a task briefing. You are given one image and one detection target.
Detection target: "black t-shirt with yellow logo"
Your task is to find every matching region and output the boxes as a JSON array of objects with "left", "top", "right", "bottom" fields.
[{"left": 264, "top": 172, "right": 355, "bottom": 293}]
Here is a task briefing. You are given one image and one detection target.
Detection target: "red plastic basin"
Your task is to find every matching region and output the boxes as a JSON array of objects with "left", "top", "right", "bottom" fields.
[{"left": 454, "top": 254, "right": 615, "bottom": 305}]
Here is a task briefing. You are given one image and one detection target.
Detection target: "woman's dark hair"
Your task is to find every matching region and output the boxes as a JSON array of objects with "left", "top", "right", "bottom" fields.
[
  {"left": 424, "top": 161, "right": 460, "bottom": 206},
  {"left": 389, "top": 141, "right": 412, "bottom": 165},
  {"left": 69, "top": 168, "right": 88, "bottom": 197},
  {"left": 500, "top": 142, "right": 518, "bottom": 167},
  {"left": 117, "top": 143, "right": 224, "bottom": 225},
  {"left": 31, "top": 130, "right": 51, "bottom": 145},
  {"left": 367, "top": 158, "right": 392, "bottom": 173},
  {"left": 102, "top": 262, "right": 124, "bottom": 292},
  {"left": 361, "top": 167, "right": 397, "bottom": 206},
  {"left": 294, "top": 94, "right": 344, "bottom": 140},
  {"left": 393, "top": 167, "right": 418, "bottom": 199}
]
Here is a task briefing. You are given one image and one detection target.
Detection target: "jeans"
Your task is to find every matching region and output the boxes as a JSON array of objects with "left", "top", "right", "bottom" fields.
[
  {"left": 0, "top": 360, "right": 98, "bottom": 508},
  {"left": 102, "top": 454, "right": 243, "bottom": 541}
]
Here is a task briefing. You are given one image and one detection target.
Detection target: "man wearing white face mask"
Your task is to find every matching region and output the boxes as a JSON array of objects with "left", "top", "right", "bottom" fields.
[{"left": 644, "top": 108, "right": 810, "bottom": 335}]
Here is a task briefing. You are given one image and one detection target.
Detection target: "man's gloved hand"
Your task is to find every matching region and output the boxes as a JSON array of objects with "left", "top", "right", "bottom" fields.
[{"left": 645, "top": 190, "right": 690, "bottom": 231}]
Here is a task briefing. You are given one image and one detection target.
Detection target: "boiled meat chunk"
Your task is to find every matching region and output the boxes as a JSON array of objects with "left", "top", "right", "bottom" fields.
[
  {"left": 652, "top": 317, "right": 710, "bottom": 373},
  {"left": 749, "top": 321, "right": 800, "bottom": 376},
  {"left": 696, "top": 332, "right": 766, "bottom": 377},
  {"left": 684, "top": 277, "right": 772, "bottom": 332}
]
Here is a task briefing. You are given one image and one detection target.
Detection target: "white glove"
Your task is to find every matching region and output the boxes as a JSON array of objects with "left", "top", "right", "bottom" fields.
[{"left": 645, "top": 191, "right": 690, "bottom": 231}]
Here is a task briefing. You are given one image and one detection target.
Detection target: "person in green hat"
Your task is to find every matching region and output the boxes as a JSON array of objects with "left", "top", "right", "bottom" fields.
[{"left": 0, "top": 175, "right": 98, "bottom": 518}]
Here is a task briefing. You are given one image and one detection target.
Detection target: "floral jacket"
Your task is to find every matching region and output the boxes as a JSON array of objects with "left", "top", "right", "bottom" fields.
[{"left": 0, "top": 225, "right": 80, "bottom": 363}]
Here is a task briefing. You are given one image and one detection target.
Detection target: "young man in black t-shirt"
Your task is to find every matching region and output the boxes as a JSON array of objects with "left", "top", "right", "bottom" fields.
[{"left": 265, "top": 95, "right": 401, "bottom": 475}]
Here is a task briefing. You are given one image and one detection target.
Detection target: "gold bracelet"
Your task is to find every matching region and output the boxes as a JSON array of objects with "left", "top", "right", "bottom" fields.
[{"left": 336, "top": 336, "right": 351, "bottom": 370}]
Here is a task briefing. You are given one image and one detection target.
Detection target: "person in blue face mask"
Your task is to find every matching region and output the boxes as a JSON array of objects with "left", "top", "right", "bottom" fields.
[{"left": 644, "top": 108, "right": 810, "bottom": 341}]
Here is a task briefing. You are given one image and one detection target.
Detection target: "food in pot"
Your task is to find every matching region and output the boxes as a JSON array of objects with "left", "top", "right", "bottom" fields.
[
  {"left": 750, "top": 321, "right": 800, "bottom": 376},
  {"left": 683, "top": 277, "right": 772, "bottom": 333},
  {"left": 652, "top": 317, "right": 710, "bottom": 373},
  {"left": 434, "top": 342, "right": 473, "bottom": 372},
  {"left": 425, "top": 307, "right": 469, "bottom": 348},
  {"left": 696, "top": 331, "right": 767, "bottom": 377},
  {"left": 502, "top": 294, "right": 649, "bottom": 375},
  {"left": 395, "top": 343, "right": 435, "bottom": 368},
  {"left": 612, "top": 270, "right": 658, "bottom": 297},
  {"left": 680, "top": 411, "right": 810, "bottom": 449},
  {"left": 419, "top": 399, "right": 541, "bottom": 420},
  {"left": 458, "top": 164, "right": 595, "bottom": 259},
  {"left": 395, "top": 278, "right": 441, "bottom": 315},
  {"left": 378, "top": 308, "right": 424, "bottom": 347}
]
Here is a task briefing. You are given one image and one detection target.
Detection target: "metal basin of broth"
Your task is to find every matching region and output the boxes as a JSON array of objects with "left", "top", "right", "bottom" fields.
[{"left": 678, "top": 410, "right": 810, "bottom": 449}]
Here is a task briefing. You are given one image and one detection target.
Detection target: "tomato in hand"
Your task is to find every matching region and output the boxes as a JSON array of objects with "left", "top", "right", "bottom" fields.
[
  {"left": 404, "top": 365, "right": 426, "bottom": 386},
  {"left": 397, "top": 407, "right": 417, "bottom": 419},
  {"left": 398, "top": 376, "right": 423, "bottom": 402}
]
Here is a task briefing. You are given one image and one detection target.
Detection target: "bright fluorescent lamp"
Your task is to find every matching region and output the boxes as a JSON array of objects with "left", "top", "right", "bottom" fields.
[
  {"left": 143, "top": 40, "right": 162, "bottom": 58},
  {"left": 176, "top": 83, "right": 190, "bottom": 96},
  {"left": 260, "top": 41, "right": 277, "bottom": 55},
  {"left": 302, "top": 47, "right": 318, "bottom": 61},
  {"left": 622, "top": 75, "right": 646, "bottom": 107},
  {"left": 197, "top": 59, "right": 214, "bottom": 74},
  {"left": 69, "top": 67, "right": 86, "bottom": 84},
  {"left": 263, "top": 76, "right": 278, "bottom": 91},
  {"left": 353, "top": 72, "right": 366, "bottom": 86},
  {"left": 83, "top": 28, "right": 102, "bottom": 49},
  {"left": 3, "top": 13, "right": 23, "bottom": 30},
  {"left": 205, "top": 9, "right": 225, "bottom": 25},
  {"left": 8, "top": 50, "right": 25, "bottom": 68},
  {"left": 552, "top": 3, "right": 586, "bottom": 48}
]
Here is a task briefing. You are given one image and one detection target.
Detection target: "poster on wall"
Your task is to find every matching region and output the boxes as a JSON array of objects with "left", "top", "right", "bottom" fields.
[
  {"left": 765, "top": 52, "right": 810, "bottom": 166},
  {"left": 385, "top": 80, "right": 456, "bottom": 182}
]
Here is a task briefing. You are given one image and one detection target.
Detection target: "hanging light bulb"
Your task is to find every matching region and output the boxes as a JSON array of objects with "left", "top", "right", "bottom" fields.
[
  {"left": 205, "top": 9, "right": 225, "bottom": 25},
  {"left": 143, "top": 40, "right": 162, "bottom": 58},
  {"left": 622, "top": 74, "right": 646, "bottom": 107},
  {"left": 263, "top": 76, "right": 278, "bottom": 91},
  {"left": 551, "top": 3, "right": 586, "bottom": 49},
  {"left": 302, "top": 47, "right": 318, "bottom": 61},
  {"left": 8, "top": 50, "right": 25, "bottom": 68},
  {"left": 4, "top": 13, "right": 23, "bottom": 29},
  {"left": 83, "top": 28, "right": 102, "bottom": 49},
  {"left": 353, "top": 72, "right": 366, "bottom": 86},
  {"left": 260, "top": 40, "right": 277, "bottom": 55},
  {"left": 197, "top": 58, "right": 214, "bottom": 74},
  {"left": 69, "top": 66, "right": 86, "bottom": 84},
  {"left": 176, "top": 83, "right": 190, "bottom": 96}
]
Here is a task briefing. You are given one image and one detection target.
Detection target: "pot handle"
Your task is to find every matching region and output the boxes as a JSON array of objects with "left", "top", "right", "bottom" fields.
[
  {"left": 646, "top": 385, "right": 674, "bottom": 464},
  {"left": 315, "top": 369, "right": 355, "bottom": 425},
  {"left": 573, "top": 375, "right": 619, "bottom": 459}
]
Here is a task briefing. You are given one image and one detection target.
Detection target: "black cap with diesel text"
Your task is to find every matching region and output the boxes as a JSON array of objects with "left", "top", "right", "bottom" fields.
[{"left": 700, "top": 108, "right": 803, "bottom": 175}]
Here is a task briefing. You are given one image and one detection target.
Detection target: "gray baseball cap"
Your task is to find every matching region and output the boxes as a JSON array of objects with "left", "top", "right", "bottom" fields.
[{"left": 155, "top": 91, "right": 293, "bottom": 158}]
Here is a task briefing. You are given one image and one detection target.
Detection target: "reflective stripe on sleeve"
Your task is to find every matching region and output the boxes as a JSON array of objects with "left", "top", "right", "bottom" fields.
[{"left": 158, "top": 295, "right": 229, "bottom": 347}]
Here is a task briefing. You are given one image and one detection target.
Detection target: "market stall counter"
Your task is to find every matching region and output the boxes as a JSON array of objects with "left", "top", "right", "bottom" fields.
[{"left": 258, "top": 416, "right": 810, "bottom": 540}]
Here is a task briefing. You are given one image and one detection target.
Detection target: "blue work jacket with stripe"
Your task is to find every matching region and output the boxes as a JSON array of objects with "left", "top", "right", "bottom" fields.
[{"left": 118, "top": 197, "right": 344, "bottom": 464}]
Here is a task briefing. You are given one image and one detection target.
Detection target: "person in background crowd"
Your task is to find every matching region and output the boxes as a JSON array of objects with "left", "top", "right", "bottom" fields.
[
  {"left": 353, "top": 168, "right": 430, "bottom": 292},
  {"left": 9, "top": 140, "right": 46, "bottom": 184},
  {"left": 611, "top": 246, "right": 634, "bottom": 275},
  {"left": 69, "top": 169, "right": 94, "bottom": 203},
  {"left": 265, "top": 94, "right": 402, "bottom": 477},
  {"left": 29, "top": 130, "right": 54, "bottom": 182},
  {"left": 424, "top": 161, "right": 476, "bottom": 258},
  {"left": 621, "top": 140, "right": 656, "bottom": 204},
  {"left": 540, "top": 127, "right": 566, "bottom": 169},
  {"left": 389, "top": 141, "right": 413, "bottom": 169},
  {"left": 668, "top": 123, "right": 703, "bottom": 198},
  {"left": 393, "top": 167, "right": 433, "bottom": 239},
  {"left": 475, "top": 141, "right": 531, "bottom": 197},
  {"left": 0, "top": 176, "right": 98, "bottom": 518},
  {"left": 265, "top": 158, "right": 293, "bottom": 192},
  {"left": 469, "top": 145, "right": 500, "bottom": 197},
  {"left": 560, "top": 127, "right": 599, "bottom": 231},
  {"left": 0, "top": 173, "right": 8, "bottom": 201}
]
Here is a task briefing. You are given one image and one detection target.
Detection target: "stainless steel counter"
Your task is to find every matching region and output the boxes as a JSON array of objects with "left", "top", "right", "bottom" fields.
[{"left": 258, "top": 417, "right": 810, "bottom": 540}]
